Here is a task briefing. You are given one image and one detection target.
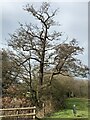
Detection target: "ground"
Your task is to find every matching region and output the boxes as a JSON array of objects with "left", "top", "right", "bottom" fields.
[{"left": 42, "top": 98, "right": 88, "bottom": 119}]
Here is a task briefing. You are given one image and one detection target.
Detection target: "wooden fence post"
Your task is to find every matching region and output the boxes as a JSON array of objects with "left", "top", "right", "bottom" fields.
[
  {"left": 16, "top": 109, "right": 19, "bottom": 120},
  {"left": 33, "top": 106, "right": 36, "bottom": 119}
]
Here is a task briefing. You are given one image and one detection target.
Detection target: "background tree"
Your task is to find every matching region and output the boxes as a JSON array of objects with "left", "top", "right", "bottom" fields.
[
  {"left": 8, "top": 2, "right": 89, "bottom": 105},
  {"left": 2, "top": 49, "right": 20, "bottom": 96},
  {"left": 2, "top": 49, "right": 13, "bottom": 96}
]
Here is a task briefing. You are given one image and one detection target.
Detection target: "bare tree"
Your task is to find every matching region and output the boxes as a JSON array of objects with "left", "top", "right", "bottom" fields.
[{"left": 8, "top": 2, "right": 89, "bottom": 104}]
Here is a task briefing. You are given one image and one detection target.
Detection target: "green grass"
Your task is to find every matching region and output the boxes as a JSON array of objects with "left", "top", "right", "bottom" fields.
[{"left": 44, "top": 98, "right": 88, "bottom": 119}]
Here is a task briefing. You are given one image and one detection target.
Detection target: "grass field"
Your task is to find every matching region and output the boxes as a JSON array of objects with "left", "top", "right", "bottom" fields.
[{"left": 44, "top": 98, "right": 88, "bottom": 119}]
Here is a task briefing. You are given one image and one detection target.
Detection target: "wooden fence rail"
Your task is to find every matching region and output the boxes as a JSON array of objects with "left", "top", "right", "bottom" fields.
[{"left": 0, "top": 106, "right": 36, "bottom": 119}]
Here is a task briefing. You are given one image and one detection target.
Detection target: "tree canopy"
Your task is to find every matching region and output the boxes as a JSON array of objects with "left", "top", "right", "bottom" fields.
[{"left": 5, "top": 2, "right": 89, "bottom": 104}]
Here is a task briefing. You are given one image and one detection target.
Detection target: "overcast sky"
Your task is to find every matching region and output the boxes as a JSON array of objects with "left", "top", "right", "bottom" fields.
[{"left": 0, "top": 1, "right": 88, "bottom": 66}]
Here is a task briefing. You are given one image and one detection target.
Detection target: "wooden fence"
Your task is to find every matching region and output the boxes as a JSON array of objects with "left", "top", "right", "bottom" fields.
[{"left": 0, "top": 106, "right": 36, "bottom": 119}]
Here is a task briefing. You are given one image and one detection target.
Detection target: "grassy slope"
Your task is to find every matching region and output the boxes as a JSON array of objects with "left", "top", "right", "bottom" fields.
[{"left": 45, "top": 98, "right": 88, "bottom": 119}]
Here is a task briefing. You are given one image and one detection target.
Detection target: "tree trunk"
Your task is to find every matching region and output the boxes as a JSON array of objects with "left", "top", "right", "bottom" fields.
[{"left": 39, "top": 62, "right": 44, "bottom": 85}]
